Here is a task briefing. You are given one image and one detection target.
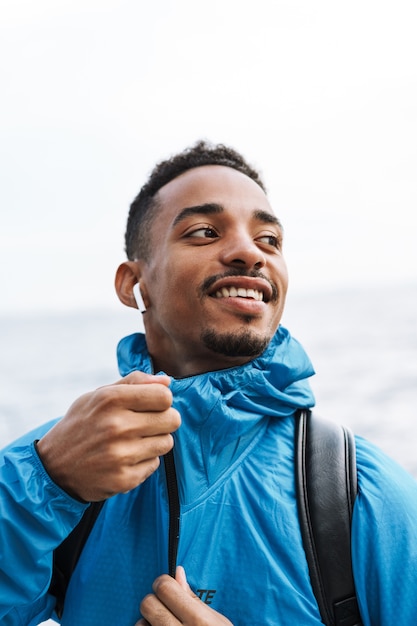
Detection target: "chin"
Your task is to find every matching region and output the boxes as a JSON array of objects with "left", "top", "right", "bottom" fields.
[{"left": 201, "top": 327, "right": 272, "bottom": 358}]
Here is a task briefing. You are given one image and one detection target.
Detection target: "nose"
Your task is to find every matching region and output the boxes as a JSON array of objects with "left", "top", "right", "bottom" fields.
[{"left": 220, "top": 231, "right": 266, "bottom": 271}]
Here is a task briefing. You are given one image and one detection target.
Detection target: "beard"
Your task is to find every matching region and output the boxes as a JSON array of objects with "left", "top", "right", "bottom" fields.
[{"left": 201, "top": 326, "right": 271, "bottom": 358}]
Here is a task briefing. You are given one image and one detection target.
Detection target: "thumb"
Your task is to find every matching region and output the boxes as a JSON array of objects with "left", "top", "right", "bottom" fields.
[
  {"left": 116, "top": 371, "right": 172, "bottom": 387},
  {"left": 175, "top": 566, "right": 193, "bottom": 594}
]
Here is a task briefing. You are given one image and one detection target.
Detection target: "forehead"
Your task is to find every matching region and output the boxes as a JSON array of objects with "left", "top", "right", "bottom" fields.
[{"left": 155, "top": 165, "right": 274, "bottom": 219}]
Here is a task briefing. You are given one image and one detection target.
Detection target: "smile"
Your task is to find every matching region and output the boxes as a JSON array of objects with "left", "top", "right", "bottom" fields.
[{"left": 213, "top": 287, "right": 264, "bottom": 301}]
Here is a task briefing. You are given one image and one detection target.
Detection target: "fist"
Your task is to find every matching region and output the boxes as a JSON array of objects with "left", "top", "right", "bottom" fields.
[{"left": 36, "top": 371, "right": 181, "bottom": 501}]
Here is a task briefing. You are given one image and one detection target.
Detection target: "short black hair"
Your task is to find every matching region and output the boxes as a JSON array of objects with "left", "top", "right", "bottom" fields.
[{"left": 125, "top": 140, "right": 266, "bottom": 260}]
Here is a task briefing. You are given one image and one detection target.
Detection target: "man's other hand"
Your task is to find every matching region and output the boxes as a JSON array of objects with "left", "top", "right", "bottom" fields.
[{"left": 136, "top": 567, "right": 234, "bottom": 626}]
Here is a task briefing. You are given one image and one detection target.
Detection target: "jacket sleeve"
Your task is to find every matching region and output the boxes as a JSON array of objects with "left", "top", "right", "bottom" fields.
[
  {"left": 352, "top": 436, "right": 417, "bottom": 626},
  {"left": 0, "top": 421, "right": 89, "bottom": 624}
]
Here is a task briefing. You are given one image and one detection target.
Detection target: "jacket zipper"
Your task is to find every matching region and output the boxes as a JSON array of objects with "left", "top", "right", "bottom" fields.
[{"left": 163, "top": 449, "right": 180, "bottom": 577}]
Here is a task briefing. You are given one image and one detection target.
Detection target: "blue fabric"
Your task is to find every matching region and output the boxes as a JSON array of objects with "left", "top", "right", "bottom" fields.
[{"left": 1, "top": 326, "right": 417, "bottom": 625}]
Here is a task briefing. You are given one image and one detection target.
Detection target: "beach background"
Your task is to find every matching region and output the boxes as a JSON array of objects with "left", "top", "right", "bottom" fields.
[
  {"left": 1, "top": 1, "right": 417, "bottom": 623},
  {"left": 2, "top": 282, "right": 416, "bottom": 477},
  {"left": 0, "top": 283, "right": 416, "bottom": 626}
]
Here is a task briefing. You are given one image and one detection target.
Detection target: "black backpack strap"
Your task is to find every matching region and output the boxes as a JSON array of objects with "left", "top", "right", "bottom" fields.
[
  {"left": 295, "top": 409, "right": 363, "bottom": 626},
  {"left": 49, "top": 500, "right": 104, "bottom": 619}
]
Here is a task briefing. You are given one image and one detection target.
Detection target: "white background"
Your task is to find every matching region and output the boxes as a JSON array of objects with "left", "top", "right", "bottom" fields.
[
  {"left": 1, "top": 4, "right": 416, "bottom": 623},
  {"left": 1, "top": 0, "right": 416, "bottom": 315}
]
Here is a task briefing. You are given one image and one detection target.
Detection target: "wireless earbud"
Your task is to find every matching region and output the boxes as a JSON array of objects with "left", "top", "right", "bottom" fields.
[{"left": 133, "top": 282, "right": 146, "bottom": 314}]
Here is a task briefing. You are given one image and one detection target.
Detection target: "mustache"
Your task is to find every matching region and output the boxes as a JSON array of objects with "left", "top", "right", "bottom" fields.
[{"left": 200, "top": 269, "right": 279, "bottom": 302}]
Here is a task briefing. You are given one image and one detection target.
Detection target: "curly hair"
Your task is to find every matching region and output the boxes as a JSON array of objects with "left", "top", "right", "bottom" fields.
[{"left": 125, "top": 140, "right": 266, "bottom": 261}]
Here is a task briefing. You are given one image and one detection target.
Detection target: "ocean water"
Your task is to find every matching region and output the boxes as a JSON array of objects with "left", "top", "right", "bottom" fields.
[
  {"left": 283, "top": 283, "right": 417, "bottom": 476},
  {"left": 1, "top": 283, "right": 416, "bottom": 625},
  {"left": 1, "top": 283, "right": 417, "bottom": 474}
]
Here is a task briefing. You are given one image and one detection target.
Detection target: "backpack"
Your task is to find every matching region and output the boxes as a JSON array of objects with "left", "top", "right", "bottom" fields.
[
  {"left": 296, "top": 409, "right": 362, "bottom": 626},
  {"left": 49, "top": 409, "right": 362, "bottom": 625}
]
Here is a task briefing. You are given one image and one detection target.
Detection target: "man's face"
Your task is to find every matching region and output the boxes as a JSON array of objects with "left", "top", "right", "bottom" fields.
[{"left": 138, "top": 165, "right": 288, "bottom": 377}]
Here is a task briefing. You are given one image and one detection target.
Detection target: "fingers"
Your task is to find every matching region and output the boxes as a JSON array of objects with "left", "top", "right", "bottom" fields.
[
  {"left": 86, "top": 391, "right": 180, "bottom": 438},
  {"left": 140, "top": 591, "right": 182, "bottom": 625},
  {"left": 149, "top": 575, "right": 198, "bottom": 622},
  {"left": 140, "top": 570, "right": 234, "bottom": 626},
  {"left": 36, "top": 371, "right": 181, "bottom": 501},
  {"left": 140, "top": 582, "right": 182, "bottom": 626},
  {"left": 92, "top": 377, "right": 175, "bottom": 415},
  {"left": 114, "top": 371, "right": 172, "bottom": 388},
  {"left": 140, "top": 575, "right": 207, "bottom": 626}
]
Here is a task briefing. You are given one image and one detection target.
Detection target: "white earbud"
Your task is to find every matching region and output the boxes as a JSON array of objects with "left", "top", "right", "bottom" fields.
[{"left": 133, "top": 282, "right": 146, "bottom": 314}]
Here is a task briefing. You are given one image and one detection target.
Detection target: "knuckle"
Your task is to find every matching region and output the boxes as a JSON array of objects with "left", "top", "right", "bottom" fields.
[
  {"left": 158, "top": 433, "right": 174, "bottom": 455},
  {"left": 110, "top": 465, "right": 136, "bottom": 493},
  {"left": 104, "top": 438, "right": 126, "bottom": 462},
  {"left": 124, "top": 457, "right": 161, "bottom": 490},
  {"left": 157, "top": 384, "right": 173, "bottom": 408},
  {"left": 123, "top": 370, "right": 145, "bottom": 383},
  {"left": 153, "top": 574, "right": 172, "bottom": 595},
  {"left": 140, "top": 594, "right": 170, "bottom": 624},
  {"left": 140, "top": 592, "right": 153, "bottom": 612},
  {"left": 92, "top": 385, "right": 122, "bottom": 411},
  {"left": 146, "top": 435, "right": 172, "bottom": 459},
  {"left": 142, "top": 456, "right": 161, "bottom": 481},
  {"left": 169, "top": 408, "right": 181, "bottom": 430},
  {"left": 98, "top": 414, "right": 124, "bottom": 440},
  {"left": 150, "top": 455, "right": 161, "bottom": 472}
]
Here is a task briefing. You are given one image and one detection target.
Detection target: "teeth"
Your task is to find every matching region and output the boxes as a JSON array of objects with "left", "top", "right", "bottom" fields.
[{"left": 214, "top": 287, "right": 263, "bottom": 301}]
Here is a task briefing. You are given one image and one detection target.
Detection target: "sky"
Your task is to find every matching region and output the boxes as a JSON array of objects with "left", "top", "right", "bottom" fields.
[{"left": 1, "top": 0, "right": 416, "bottom": 314}]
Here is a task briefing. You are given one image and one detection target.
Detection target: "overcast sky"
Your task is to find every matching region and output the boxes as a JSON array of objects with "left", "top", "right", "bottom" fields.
[{"left": 1, "top": 0, "right": 416, "bottom": 314}]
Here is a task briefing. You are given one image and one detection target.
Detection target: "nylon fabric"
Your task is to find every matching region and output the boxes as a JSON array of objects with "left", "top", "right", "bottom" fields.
[
  {"left": 352, "top": 438, "right": 417, "bottom": 625},
  {"left": 2, "top": 326, "right": 417, "bottom": 625}
]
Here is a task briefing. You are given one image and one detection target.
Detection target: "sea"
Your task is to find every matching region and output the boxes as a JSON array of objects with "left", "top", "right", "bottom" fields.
[
  {"left": 1, "top": 283, "right": 417, "bottom": 624},
  {"left": 1, "top": 282, "right": 417, "bottom": 473}
]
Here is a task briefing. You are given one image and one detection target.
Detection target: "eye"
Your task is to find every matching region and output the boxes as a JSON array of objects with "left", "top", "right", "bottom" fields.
[
  {"left": 256, "top": 233, "right": 282, "bottom": 249},
  {"left": 187, "top": 226, "right": 219, "bottom": 239}
]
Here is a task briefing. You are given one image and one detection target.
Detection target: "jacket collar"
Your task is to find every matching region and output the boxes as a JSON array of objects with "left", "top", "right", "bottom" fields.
[{"left": 118, "top": 327, "right": 315, "bottom": 503}]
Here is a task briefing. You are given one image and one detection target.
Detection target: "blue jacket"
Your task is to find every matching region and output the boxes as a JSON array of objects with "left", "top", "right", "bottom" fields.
[{"left": 1, "top": 327, "right": 417, "bottom": 625}]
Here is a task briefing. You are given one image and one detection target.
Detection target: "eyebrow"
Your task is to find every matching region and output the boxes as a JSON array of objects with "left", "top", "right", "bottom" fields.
[
  {"left": 172, "top": 203, "right": 283, "bottom": 229},
  {"left": 253, "top": 209, "right": 283, "bottom": 230},
  {"left": 172, "top": 203, "right": 224, "bottom": 227}
]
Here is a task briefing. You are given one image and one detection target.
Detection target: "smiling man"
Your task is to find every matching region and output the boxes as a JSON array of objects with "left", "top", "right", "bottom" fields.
[
  {"left": 1, "top": 141, "right": 417, "bottom": 626},
  {"left": 116, "top": 162, "right": 288, "bottom": 376}
]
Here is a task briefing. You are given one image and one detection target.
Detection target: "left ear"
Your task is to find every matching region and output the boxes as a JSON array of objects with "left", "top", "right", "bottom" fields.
[{"left": 114, "top": 261, "right": 141, "bottom": 309}]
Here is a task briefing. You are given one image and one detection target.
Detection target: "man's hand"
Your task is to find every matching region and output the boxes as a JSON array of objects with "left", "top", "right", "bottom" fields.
[
  {"left": 36, "top": 371, "right": 180, "bottom": 501},
  {"left": 136, "top": 567, "right": 234, "bottom": 626}
]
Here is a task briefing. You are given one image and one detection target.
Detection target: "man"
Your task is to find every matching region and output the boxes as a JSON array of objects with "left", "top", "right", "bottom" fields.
[{"left": 1, "top": 141, "right": 417, "bottom": 625}]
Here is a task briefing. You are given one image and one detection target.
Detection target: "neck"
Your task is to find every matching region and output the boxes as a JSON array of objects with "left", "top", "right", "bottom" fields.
[
  {"left": 151, "top": 349, "right": 255, "bottom": 378},
  {"left": 145, "top": 324, "right": 274, "bottom": 378}
]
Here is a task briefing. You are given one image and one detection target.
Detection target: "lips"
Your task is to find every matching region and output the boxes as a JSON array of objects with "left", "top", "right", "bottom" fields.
[{"left": 206, "top": 275, "right": 273, "bottom": 303}]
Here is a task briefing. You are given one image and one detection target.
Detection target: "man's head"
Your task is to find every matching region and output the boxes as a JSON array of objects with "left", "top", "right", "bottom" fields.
[
  {"left": 125, "top": 141, "right": 267, "bottom": 262},
  {"left": 116, "top": 141, "right": 289, "bottom": 377}
]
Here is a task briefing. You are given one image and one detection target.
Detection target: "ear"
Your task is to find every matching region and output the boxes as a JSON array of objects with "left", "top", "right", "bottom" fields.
[{"left": 114, "top": 261, "right": 142, "bottom": 309}]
